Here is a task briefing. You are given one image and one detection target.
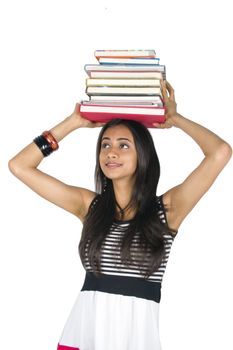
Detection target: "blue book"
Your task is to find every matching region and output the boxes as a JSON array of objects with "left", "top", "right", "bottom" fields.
[{"left": 98, "top": 57, "right": 160, "bottom": 65}]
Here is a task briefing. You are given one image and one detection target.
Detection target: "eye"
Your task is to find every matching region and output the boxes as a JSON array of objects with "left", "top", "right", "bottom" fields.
[
  {"left": 101, "top": 142, "right": 110, "bottom": 149},
  {"left": 120, "top": 143, "right": 129, "bottom": 149}
]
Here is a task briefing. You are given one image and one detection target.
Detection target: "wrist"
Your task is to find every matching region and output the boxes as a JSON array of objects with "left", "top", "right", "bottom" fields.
[
  {"left": 64, "top": 114, "right": 83, "bottom": 131},
  {"left": 170, "top": 113, "right": 184, "bottom": 127},
  {"left": 50, "top": 115, "right": 81, "bottom": 142}
]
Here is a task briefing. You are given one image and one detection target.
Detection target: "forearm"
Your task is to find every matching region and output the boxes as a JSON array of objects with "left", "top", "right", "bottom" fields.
[
  {"left": 172, "top": 113, "right": 231, "bottom": 157},
  {"left": 9, "top": 115, "right": 80, "bottom": 171},
  {"left": 49, "top": 115, "right": 80, "bottom": 142}
]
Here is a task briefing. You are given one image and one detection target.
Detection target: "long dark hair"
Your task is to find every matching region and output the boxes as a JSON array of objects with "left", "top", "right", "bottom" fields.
[{"left": 79, "top": 119, "right": 172, "bottom": 279}]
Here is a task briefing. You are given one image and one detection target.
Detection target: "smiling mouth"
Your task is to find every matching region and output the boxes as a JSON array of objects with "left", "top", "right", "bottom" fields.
[{"left": 105, "top": 162, "right": 122, "bottom": 168}]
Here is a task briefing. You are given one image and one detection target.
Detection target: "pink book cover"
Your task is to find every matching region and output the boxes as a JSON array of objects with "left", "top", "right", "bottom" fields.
[{"left": 79, "top": 105, "right": 166, "bottom": 128}]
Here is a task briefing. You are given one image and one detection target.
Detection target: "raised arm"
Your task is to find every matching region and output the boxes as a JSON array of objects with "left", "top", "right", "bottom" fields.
[
  {"left": 156, "top": 80, "right": 232, "bottom": 232},
  {"left": 8, "top": 103, "right": 104, "bottom": 221}
]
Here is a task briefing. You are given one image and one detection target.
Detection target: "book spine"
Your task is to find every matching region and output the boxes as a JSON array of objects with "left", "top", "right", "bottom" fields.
[
  {"left": 86, "top": 79, "right": 161, "bottom": 87},
  {"left": 80, "top": 111, "right": 165, "bottom": 123},
  {"left": 86, "top": 87, "right": 162, "bottom": 95},
  {"left": 99, "top": 58, "right": 160, "bottom": 65},
  {"left": 94, "top": 50, "right": 156, "bottom": 58},
  {"left": 81, "top": 104, "right": 165, "bottom": 112},
  {"left": 84, "top": 64, "right": 165, "bottom": 70}
]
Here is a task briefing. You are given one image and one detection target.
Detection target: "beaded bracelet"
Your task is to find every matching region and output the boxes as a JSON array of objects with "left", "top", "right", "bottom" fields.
[{"left": 33, "top": 131, "right": 59, "bottom": 157}]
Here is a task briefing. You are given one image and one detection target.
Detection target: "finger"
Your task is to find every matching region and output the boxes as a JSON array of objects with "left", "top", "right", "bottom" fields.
[
  {"left": 157, "top": 123, "right": 171, "bottom": 129},
  {"left": 75, "top": 102, "right": 81, "bottom": 113},
  {"left": 160, "top": 79, "right": 169, "bottom": 102},
  {"left": 95, "top": 122, "right": 105, "bottom": 127},
  {"left": 153, "top": 122, "right": 166, "bottom": 129},
  {"left": 153, "top": 122, "right": 160, "bottom": 128},
  {"left": 158, "top": 123, "right": 166, "bottom": 129},
  {"left": 165, "top": 81, "right": 175, "bottom": 101},
  {"left": 153, "top": 118, "right": 172, "bottom": 129}
]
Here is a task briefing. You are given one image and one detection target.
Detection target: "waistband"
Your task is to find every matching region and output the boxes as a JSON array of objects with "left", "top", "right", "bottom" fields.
[{"left": 81, "top": 271, "right": 161, "bottom": 303}]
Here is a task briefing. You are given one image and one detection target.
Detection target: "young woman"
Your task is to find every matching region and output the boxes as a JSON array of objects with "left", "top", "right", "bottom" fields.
[{"left": 8, "top": 80, "right": 232, "bottom": 350}]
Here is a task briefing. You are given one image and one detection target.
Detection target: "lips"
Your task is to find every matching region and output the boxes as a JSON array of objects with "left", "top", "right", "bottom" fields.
[{"left": 105, "top": 162, "right": 122, "bottom": 168}]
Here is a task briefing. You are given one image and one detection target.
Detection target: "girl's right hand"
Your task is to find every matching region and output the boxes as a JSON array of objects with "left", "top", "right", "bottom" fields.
[{"left": 70, "top": 102, "right": 105, "bottom": 128}]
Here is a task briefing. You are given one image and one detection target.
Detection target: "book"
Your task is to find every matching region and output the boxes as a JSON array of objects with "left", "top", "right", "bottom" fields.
[
  {"left": 87, "top": 71, "right": 163, "bottom": 79},
  {"left": 98, "top": 57, "right": 160, "bottom": 65},
  {"left": 82, "top": 100, "right": 159, "bottom": 107},
  {"left": 84, "top": 64, "right": 166, "bottom": 77},
  {"left": 82, "top": 49, "right": 166, "bottom": 128},
  {"left": 89, "top": 95, "right": 164, "bottom": 106},
  {"left": 86, "top": 78, "right": 161, "bottom": 87},
  {"left": 94, "top": 49, "right": 156, "bottom": 58},
  {"left": 79, "top": 102, "right": 165, "bottom": 128},
  {"left": 86, "top": 86, "right": 162, "bottom": 96},
  {"left": 81, "top": 102, "right": 164, "bottom": 114}
]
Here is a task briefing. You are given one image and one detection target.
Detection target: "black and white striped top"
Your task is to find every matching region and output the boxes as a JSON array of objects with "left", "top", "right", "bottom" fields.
[{"left": 84, "top": 196, "right": 176, "bottom": 284}]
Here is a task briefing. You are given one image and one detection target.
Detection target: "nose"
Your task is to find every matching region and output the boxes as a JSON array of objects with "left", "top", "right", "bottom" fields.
[{"left": 107, "top": 148, "right": 118, "bottom": 159}]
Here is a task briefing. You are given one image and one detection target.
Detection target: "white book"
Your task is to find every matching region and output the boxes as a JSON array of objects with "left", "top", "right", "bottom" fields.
[
  {"left": 94, "top": 50, "right": 156, "bottom": 58},
  {"left": 84, "top": 64, "right": 166, "bottom": 73},
  {"left": 88, "top": 71, "right": 163, "bottom": 79},
  {"left": 86, "top": 86, "right": 162, "bottom": 96},
  {"left": 81, "top": 100, "right": 159, "bottom": 107},
  {"left": 86, "top": 78, "right": 161, "bottom": 87},
  {"left": 89, "top": 95, "right": 163, "bottom": 106}
]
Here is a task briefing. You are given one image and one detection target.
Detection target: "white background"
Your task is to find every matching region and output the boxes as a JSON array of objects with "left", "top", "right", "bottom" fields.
[{"left": 1, "top": 0, "right": 232, "bottom": 349}]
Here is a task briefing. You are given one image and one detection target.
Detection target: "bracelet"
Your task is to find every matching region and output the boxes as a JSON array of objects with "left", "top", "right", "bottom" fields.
[
  {"left": 33, "top": 131, "right": 59, "bottom": 157},
  {"left": 33, "top": 135, "right": 53, "bottom": 157},
  {"left": 42, "top": 131, "right": 59, "bottom": 151}
]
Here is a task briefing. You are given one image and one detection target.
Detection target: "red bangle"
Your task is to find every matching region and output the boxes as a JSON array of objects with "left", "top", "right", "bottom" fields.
[{"left": 42, "top": 131, "right": 59, "bottom": 151}]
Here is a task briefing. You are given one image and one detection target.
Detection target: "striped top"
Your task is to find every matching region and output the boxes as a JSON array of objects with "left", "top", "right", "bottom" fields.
[{"left": 84, "top": 196, "right": 176, "bottom": 284}]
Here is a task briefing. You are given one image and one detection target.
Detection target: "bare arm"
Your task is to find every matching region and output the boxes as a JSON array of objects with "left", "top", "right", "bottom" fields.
[
  {"left": 157, "top": 81, "right": 232, "bottom": 232},
  {"left": 8, "top": 103, "right": 104, "bottom": 221}
]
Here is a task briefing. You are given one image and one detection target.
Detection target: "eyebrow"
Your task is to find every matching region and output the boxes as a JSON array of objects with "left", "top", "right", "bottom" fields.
[{"left": 101, "top": 137, "right": 132, "bottom": 143}]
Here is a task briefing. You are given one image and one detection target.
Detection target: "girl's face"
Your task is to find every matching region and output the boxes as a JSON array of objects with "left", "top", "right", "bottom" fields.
[{"left": 99, "top": 125, "right": 138, "bottom": 183}]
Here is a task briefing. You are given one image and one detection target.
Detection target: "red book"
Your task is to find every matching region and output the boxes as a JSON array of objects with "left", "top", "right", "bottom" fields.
[{"left": 79, "top": 102, "right": 166, "bottom": 128}]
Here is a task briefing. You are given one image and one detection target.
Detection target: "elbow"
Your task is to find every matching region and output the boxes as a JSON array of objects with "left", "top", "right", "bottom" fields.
[
  {"left": 8, "top": 158, "right": 18, "bottom": 176},
  {"left": 8, "top": 158, "right": 23, "bottom": 177},
  {"left": 214, "top": 142, "right": 232, "bottom": 165}
]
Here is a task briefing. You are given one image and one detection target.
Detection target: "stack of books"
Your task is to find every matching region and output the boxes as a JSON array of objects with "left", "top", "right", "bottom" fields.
[{"left": 79, "top": 50, "right": 166, "bottom": 128}]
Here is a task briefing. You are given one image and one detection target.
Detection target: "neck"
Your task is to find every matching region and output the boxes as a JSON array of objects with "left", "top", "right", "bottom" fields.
[
  {"left": 112, "top": 179, "right": 136, "bottom": 220},
  {"left": 112, "top": 179, "right": 133, "bottom": 206}
]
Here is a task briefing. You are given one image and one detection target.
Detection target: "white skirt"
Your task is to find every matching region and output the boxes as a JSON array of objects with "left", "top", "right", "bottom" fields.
[{"left": 57, "top": 289, "right": 161, "bottom": 350}]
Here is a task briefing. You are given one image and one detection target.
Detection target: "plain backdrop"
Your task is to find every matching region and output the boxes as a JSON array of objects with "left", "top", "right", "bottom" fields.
[{"left": 1, "top": 0, "right": 232, "bottom": 349}]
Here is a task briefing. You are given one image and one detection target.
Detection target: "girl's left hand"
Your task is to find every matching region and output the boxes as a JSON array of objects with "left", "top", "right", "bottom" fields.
[{"left": 153, "top": 80, "right": 179, "bottom": 129}]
